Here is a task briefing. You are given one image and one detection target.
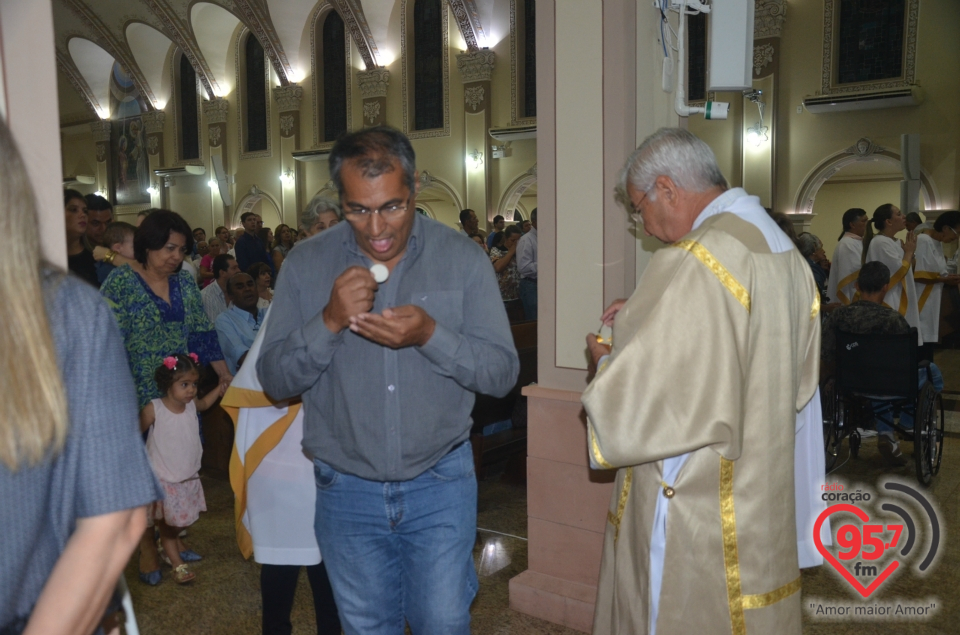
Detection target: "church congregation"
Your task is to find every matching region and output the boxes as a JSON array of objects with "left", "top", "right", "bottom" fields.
[{"left": 3, "top": 1, "right": 960, "bottom": 634}]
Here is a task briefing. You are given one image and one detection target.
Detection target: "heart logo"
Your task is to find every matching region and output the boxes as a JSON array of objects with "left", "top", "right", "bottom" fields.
[{"left": 814, "top": 503, "right": 900, "bottom": 598}]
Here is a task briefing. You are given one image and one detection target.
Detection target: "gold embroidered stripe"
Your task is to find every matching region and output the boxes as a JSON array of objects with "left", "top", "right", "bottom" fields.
[
  {"left": 837, "top": 270, "right": 860, "bottom": 293},
  {"left": 719, "top": 457, "right": 746, "bottom": 635},
  {"left": 898, "top": 286, "right": 909, "bottom": 316},
  {"left": 918, "top": 283, "right": 935, "bottom": 313},
  {"left": 888, "top": 261, "right": 910, "bottom": 288},
  {"left": 672, "top": 240, "right": 750, "bottom": 312},
  {"left": 607, "top": 468, "right": 633, "bottom": 543},
  {"left": 811, "top": 283, "right": 820, "bottom": 320},
  {"left": 742, "top": 576, "right": 802, "bottom": 609},
  {"left": 589, "top": 423, "right": 614, "bottom": 469},
  {"left": 914, "top": 270, "right": 940, "bottom": 281}
]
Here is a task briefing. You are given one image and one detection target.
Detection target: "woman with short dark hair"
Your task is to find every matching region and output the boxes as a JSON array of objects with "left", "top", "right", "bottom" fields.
[
  {"left": 247, "top": 262, "right": 273, "bottom": 307},
  {"left": 100, "top": 209, "right": 231, "bottom": 584}
]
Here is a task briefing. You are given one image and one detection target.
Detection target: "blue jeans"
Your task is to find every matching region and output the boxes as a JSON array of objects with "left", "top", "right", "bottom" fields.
[
  {"left": 313, "top": 441, "right": 478, "bottom": 635},
  {"left": 872, "top": 363, "right": 943, "bottom": 436},
  {"left": 519, "top": 277, "right": 537, "bottom": 320}
]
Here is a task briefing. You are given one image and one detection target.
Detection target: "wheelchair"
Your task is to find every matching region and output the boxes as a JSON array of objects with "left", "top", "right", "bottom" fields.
[{"left": 821, "top": 327, "right": 945, "bottom": 486}]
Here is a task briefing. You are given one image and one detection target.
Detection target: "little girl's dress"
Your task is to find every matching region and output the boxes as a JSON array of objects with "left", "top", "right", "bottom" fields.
[{"left": 146, "top": 398, "right": 206, "bottom": 526}]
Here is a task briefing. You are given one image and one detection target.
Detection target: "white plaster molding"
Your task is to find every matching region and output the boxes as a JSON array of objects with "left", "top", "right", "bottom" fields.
[
  {"left": 279, "top": 114, "right": 295, "bottom": 136},
  {"left": 753, "top": 43, "right": 774, "bottom": 76},
  {"left": 464, "top": 85, "right": 485, "bottom": 111},
  {"left": 273, "top": 85, "right": 304, "bottom": 112},
  {"left": 208, "top": 125, "right": 222, "bottom": 146},
  {"left": 203, "top": 98, "right": 229, "bottom": 124},
  {"left": 457, "top": 49, "right": 495, "bottom": 84},
  {"left": 358, "top": 68, "right": 390, "bottom": 99},
  {"left": 363, "top": 101, "right": 381, "bottom": 124},
  {"left": 141, "top": 110, "right": 166, "bottom": 134},
  {"left": 90, "top": 120, "right": 111, "bottom": 142},
  {"left": 754, "top": 0, "right": 786, "bottom": 39}
]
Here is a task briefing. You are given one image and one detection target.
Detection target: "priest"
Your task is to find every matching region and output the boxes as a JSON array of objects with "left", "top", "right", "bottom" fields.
[{"left": 582, "top": 128, "right": 826, "bottom": 635}]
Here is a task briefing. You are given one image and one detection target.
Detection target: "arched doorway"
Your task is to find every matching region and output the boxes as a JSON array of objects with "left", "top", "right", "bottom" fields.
[
  {"left": 498, "top": 164, "right": 537, "bottom": 222},
  {"left": 233, "top": 186, "right": 282, "bottom": 230}
]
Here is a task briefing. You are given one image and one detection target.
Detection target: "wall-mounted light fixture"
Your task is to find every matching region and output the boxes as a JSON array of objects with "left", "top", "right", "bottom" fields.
[
  {"left": 279, "top": 169, "right": 295, "bottom": 185},
  {"left": 208, "top": 179, "right": 218, "bottom": 189},
  {"left": 467, "top": 150, "right": 484, "bottom": 170},
  {"left": 93, "top": 190, "right": 105, "bottom": 198},
  {"left": 146, "top": 183, "right": 158, "bottom": 196},
  {"left": 743, "top": 89, "right": 769, "bottom": 147}
]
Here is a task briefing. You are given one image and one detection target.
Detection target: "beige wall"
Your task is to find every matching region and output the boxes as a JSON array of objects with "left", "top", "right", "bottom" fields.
[
  {"left": 811, "top": 179, "right": 903, "bottom": 258},
  {"left": 691, "top": 1, "right": 960, "bottom": 217}
]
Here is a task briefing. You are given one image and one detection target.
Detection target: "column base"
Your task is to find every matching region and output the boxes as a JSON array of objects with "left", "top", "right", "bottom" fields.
[{"left": 508, "top": 569, "right": 596, "bottom": 633}]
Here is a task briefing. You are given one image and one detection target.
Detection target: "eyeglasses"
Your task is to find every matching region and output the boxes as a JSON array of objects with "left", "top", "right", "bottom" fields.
[
  {"left": 627, "top": 190, "right": 649, "bottom": 223},
  {"left": 344, "top": 203, "right": 410, "bottom": 220}
]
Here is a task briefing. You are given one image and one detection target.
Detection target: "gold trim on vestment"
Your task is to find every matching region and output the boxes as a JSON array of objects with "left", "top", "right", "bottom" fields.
[
  {"left": 741, "top": 576, "right": 802, "bottom": 609},
  {"left": 835, "top": 271, "right": 860, "bottom": 304},
  {"left": 913, "top": 270, "right": 940, "bottom": 281},
  {"left": 672, "top": 240, "right": 751, "bottom": 312},
  {"left": 898, "top": 286, "right": 909, "bottom": 316},
  {"left": 811, "top": 283, "right": 820, "bottom": 320},
  {"left": 720, "top": 458, "right": 802, "bottom": 634},
  {"left": 719, "top": 458, "right": 746, "bottom": 634},
  {"left": 589, "top": 423, "right": 614, "bottom": 469},
  {"left": 918, "top": 284, "right": 935, "bottom": 313},
  {"left": 607, "top": 467, "right": 633, "bottom": 543},
  {"left": 888, "top": 261, "right": 910, "bottom": 288}
]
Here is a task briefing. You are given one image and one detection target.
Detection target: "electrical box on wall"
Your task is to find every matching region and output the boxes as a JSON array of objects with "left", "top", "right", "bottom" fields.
[{"left": 707, "top": 1, "right": 755, "bottom": 92}]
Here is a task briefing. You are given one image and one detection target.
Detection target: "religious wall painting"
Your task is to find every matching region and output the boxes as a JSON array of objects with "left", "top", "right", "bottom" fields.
[{"left": 111, "top": 115, "right": 151, "bottom": 206}]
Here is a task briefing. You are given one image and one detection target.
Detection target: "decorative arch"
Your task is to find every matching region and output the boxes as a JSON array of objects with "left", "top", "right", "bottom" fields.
[
  {"left": 419, "top": 171, "right": 464, "bottom": 211},
  {"left": 310, "top": 181, "right": 338, "bottom": 200},
  {"left": 233, "top": 187, "right": 283, "bottom": 229},
  {"left": 498, "top": 163, "right": 537, "bottom": 220},
  {"left": 792, "top": 139, "right": 939, "bottom": 214}
]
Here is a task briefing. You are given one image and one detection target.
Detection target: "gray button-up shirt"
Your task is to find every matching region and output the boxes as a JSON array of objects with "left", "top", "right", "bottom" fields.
[{"left": 257, "top": 214, "right": 520, "bottom": 481}]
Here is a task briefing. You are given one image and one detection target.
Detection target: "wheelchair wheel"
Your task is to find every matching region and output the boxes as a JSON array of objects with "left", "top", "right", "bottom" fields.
[
  {"left": 913, "top": 382, "right": 941, "bottom": 486},
  {"left": 821, "top": 378, "right": 840, "bottom": 472}
]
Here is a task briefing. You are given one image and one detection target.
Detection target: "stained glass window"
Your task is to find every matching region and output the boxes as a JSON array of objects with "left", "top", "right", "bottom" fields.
[
  {"left": 523, "top": 0, "right": 536, "bottom": 118},
  {"left": 323, "top": 11, "right": 347, "bottom": 140},
  {"left": 245, "top": 34, "right": 268, "bottom": 152},
  {"left": 413, "top": 0, "right": 443, "bottom": 131},
  {"left": 179, "top": 54, "right": 199, "bottom": 161},
  {"left": 687, "top": 13, "right": 707, "bottom": 102},
  {"left": 837, "top": 0, "right": 905, "bottom": 84}
]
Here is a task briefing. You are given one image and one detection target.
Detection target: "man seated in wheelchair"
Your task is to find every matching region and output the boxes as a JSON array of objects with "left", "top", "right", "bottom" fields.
[{"left": 821, "top": 261, "right": 943, "bottom": 466}]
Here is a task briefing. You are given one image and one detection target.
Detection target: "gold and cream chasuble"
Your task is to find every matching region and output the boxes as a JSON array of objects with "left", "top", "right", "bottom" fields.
[
  {"left": 582, "top": 211, "right": 821, "bottom": 635},
  {"left": 826, "top": 234, "right": 863, "bottom": 305}
]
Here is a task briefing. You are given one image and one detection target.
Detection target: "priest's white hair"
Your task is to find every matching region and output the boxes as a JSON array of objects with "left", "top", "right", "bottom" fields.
[{"left": 618, "top": 128, "right": 727, "bottom": 202}]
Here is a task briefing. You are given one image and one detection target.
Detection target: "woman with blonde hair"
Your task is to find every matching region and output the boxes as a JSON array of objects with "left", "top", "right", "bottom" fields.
[{"left": 0, "top": 121, "right": 160, "bottom": 632}]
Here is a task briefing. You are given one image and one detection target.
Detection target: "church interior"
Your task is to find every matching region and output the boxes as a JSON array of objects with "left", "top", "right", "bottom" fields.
[{"left": 1, "top": 0, "right": 958, "bottom": 633}]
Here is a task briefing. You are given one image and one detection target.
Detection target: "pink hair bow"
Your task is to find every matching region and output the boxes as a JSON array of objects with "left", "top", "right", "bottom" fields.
[
  {"left": 188, "top": 353, "right": 199, "bottom": 364},
  {"left": 163, "top": 356, "right": 178, "bottom": 370}
]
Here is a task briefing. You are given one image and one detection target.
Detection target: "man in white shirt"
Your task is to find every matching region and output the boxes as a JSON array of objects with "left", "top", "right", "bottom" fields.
[
  {"left": 201, "top": 253, "right": 240, "bottom": 323},
  {"left": 516, "top": 208, "right": 538, "bottom": 320}
]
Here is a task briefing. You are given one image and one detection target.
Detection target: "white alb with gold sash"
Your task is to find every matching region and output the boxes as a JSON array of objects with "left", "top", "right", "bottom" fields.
[
  {"left": 913, "top": 233, "right": 947, "bottom": 343},
  {"left": 866, "top": 234, "right": 922, "bottom": 345},
  {"left": 826, "top": 234, "right": 863, "bottom": 304},
  {"left": 223, "top": 309, "right": 320, "bottom": 565}
]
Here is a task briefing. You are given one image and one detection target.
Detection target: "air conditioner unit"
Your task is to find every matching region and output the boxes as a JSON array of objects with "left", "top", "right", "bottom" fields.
[
  {"left": 803, "top": 87, "right": 922, "bottom": 114},
  {"left": 489, "top": 125, "right": 536, "bottom": 142},
  {"left": 292, "top": 149, "right": 332, "bottom": 162},
  {"left": 154, "top": 165, "right": 206, "bottom": 177}
]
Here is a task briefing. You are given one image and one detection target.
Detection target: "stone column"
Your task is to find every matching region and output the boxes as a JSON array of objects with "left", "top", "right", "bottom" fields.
[
  {"left": 90, "top": 120, "right": 111, "bottom": 198},
  {"left": 141, "top": 110, "right": 165, "bottom": 207},
  {"left": 456, "top": 50, "right": 494, "bottom": 225},
  {"left": 274, "top": 84, "right": 304, "bottom": 223},
  {"left": 357, "top": 68, "right": 389, "bottom": 127},
  {"left": 203, "top": 98, "right": 229, "bottom": 227}
]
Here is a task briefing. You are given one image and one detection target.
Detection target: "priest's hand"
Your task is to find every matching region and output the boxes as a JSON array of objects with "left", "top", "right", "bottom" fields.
[
  {"left": 586, "top": 334, "right": 612, "bottom": 380},
  {"left": 600, "top": 298, "right": 628, "bottom": 326},
  {"left": 350, "top": 305, "right": 436, "bottom": 349},
  {"left": 323, "top": 266, "right": 378, "bottom": 333}
]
